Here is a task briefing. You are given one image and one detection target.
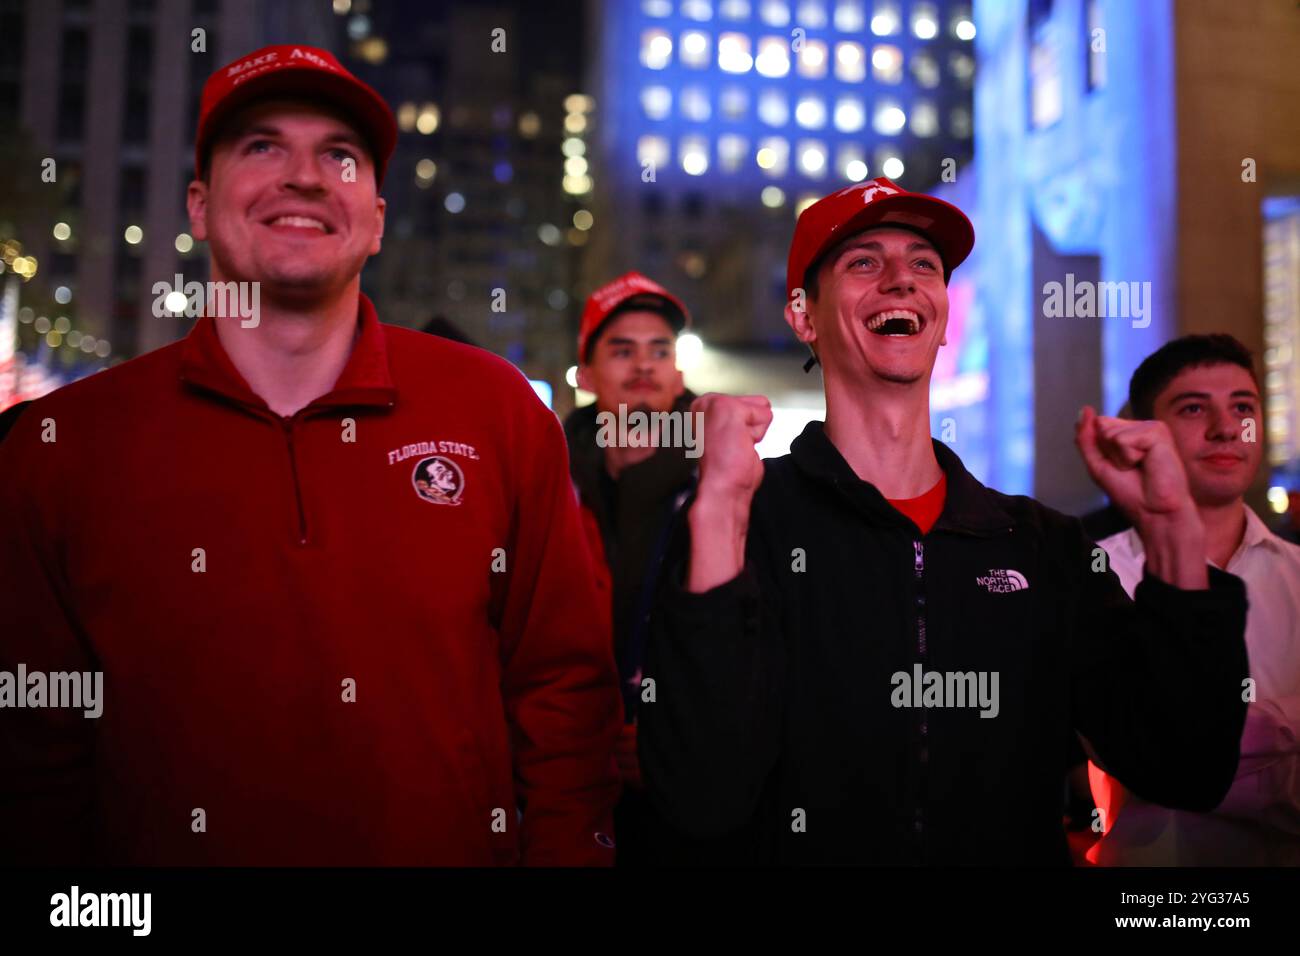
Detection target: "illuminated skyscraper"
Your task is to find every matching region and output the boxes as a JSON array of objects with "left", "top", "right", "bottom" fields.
[
  {"left": 336, "top": 0, "right": 591, "bottom": 396},
  {"left": 584, "top": 0, "right": 975, "bottom": 348},
  {"left": 3, "top": 0, "right": 332, "bottom": 380}
]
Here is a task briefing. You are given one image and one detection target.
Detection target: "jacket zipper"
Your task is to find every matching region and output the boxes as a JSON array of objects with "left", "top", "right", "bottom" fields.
[
  {"left": 281, "top": 416, "right": 309, "bottom": 545},
  {"left": 912, "top": 538, "right": 928, "bottom": 860}
]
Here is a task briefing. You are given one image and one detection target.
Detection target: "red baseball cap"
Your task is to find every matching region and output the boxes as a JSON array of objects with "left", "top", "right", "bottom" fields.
[
  {"left": 578, "top": 272, "right": 691, "bottom": 363},
  {"left": 786, "top": 177, "right": 974, "bottom": 300},
  {"left": 194, "top": 44, "right": 398, "bottom": 186}
]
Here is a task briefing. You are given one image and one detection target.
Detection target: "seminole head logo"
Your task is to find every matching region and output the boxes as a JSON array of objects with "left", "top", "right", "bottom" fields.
[{"left": 412, "top": 456, "right": 465, "bottom": 506}]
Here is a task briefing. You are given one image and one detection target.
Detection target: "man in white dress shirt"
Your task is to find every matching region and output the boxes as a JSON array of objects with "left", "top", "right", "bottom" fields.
[{"left": 1089, "top": 334, "right": 1300, "bottom": 865}]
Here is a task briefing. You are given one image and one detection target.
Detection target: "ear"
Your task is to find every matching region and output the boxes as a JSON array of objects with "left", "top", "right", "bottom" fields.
[
  {"left": 187, "top": 179, "right": 210, "bottom": 242},
  {"left": 784, "top": 300, "right": 817, "bottom": 349},
  {"left": 576, "top": 363, "right": 594, "bottom": 393},
  {"left": 369, "top": 196, "right": 386, "bottom": 256}
]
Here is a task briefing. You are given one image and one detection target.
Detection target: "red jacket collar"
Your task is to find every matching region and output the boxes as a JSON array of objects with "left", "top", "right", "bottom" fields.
[{"left": 179, "top": 293, "right": 397, "bottom": 413}]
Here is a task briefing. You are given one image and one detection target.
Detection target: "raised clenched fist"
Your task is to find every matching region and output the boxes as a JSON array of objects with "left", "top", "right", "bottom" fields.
[
  {"left": 1074, "top": 407, "right": 1194, "bottom": 524},
  {"left": 693, "top": 393, "right": 773, "bottom": 506}
]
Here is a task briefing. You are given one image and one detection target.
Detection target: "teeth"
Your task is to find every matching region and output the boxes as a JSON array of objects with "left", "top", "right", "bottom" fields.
[
  {"left": 269, "top": 215, "right": 327, "bottom": 231},
  {"left": 866, "top": 309, "right": 921, "bottom": 334}
]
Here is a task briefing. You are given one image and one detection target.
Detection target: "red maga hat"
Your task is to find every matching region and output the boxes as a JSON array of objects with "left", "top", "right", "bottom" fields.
[
  {"left": 194, "top": 44, "right": 398, "bottom": 186},
  {"left": 578, "top": 272, "right": 691, "bottom": 363},
  {"left": 785, "top": 177, "right": 974, "bottom": 300}
]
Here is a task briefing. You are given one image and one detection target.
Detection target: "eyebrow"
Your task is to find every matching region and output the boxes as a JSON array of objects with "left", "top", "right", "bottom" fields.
[
  {"left": 835, "top": 238, "right": 938, "bottom": 261},
  {"left": 605, "top": 336, "right": 674, "bottom": 346},
  {"left": 234, "top": 124, "right": 366, "bottom": 149},
  {"left": 1168, "top": 390, "right": 1260, "bottom": 403}
]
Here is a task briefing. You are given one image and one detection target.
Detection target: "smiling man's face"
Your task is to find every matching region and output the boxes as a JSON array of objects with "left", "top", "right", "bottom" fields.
[
  {"left": 187, "top": 98, "right": 386, "bottom": 302},
  {"left": 1152, "top": 362, "right": 1263, "bottom": 507},
  {"left": 788, "top": 226, "right": 949, "bottom": 389}
]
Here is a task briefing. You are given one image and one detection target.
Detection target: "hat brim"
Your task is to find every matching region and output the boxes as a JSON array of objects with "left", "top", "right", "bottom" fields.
[{"left": 195, "top": 69, "right": 397, "bottom": 183}]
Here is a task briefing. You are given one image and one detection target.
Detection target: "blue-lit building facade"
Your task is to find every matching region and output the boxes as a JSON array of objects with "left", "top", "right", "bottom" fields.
[
  {"left": 964, "top": 0, "right": 1181, "bottom": 509},
  {"left": 585, "top": 0, "right": 977, "bottom": 351}
]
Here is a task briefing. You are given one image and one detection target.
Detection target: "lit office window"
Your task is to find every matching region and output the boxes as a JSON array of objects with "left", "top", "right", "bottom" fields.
[
  {"left": 1262, "top": 199, "right": 1300, "bottom": 467},
  {"left": 756, "top": 37, "right": 791, "bottom": 76},
  {"left": 834, "top": 41, "right": 866, "bottom": 81},
  {"left": 953, "top": 6, "right": 976, "bottom": 41},
  {"left": 834, "top": 0, "right": 864, "bottom": 31},
  {"left": 796, "top": 39, "right": 828, "bottom": 77},
  {"left": 718, "top": 133, "right": 748, "bottom": 171},
  {"left": 680, "top": 136, "right": 710, "bottom": 175},
  {"left": 950, "top": 106, "right": 972, "bottom": 138},
  {"left": 797, "top": 139, "right": 828, "bottom": 178},
  {"left": 795, "top": 95, "right": 826, "bottom": 129},
  {"left": 720, "top": 0, "right": 752, "bottom": 18},
  {"left": 682, "top": 0, "right": 713, "bottom": 21},
  {"left": 910, "top": 50, "right": 940, "bottom": 87},
  {"left": 641, "top": 30, "right": 673, "bottom": 69},
  {"left": 910, "top": 101, "right": 938, "bottom": 136},
  {"left": 871, "top": 44, "right": 903, "bottom": 83},
  {"left": 681, "top": 31, "right": 711, "bottom": 67},
  {"left": 912, "top": 3, "right": 938, "bottom": 39},
  {"left": 641, "top": 85, "right": 672, "bottom": 120},
  {"left": 878, "top": 150, "right": 904, "bottom": 179},
  {"left": 637, "top": 135, "right": 670, "bottom": 169},
  {"left": 873, "top": 101, "right": 906, "bottom": 134},
  {"left": 833, "top": 96, "right": 865, "bottom": 132},
  {"left": 681, "top": 86, "right": 711, "bottom": 121},
  {"left": 758, "top": 89, "right": 789, "bottom": 125},
  {"left": 870, "top": 1, "right": 900, "bottom": 35},
  {"left": 950, "top": 51, "right": 975, "bottom": 85},
  {"left": 718, "top": 32, "right": 754, "bottom": 72},
  {"left": 760, "top": 0, "right": 791, "bottom": 26},
  {"left": 796, "top": 1, "right": 827, "bottom": 28},
  {"left": 756, "top": 136, "right": 790, "bottom": 175},
  {"left": 838, "top": 146, "right": 867, "bottom": 181},
  {"left": 642, "top": 0, "right": 672, "bottom": 16},
  {"left": 720, "top": 86, "right": 749, "bottom": 118}
]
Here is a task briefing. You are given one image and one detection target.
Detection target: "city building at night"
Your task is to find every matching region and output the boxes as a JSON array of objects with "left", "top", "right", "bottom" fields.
[
  {"left": 583, "top": 0, "right": 976, "bottom": 353},
  {"left": 335, "top": 0, "right": 594, "bottom": 400},
  {"left": 0, "top": 0, "right": 333, "bottom": 408},
  {"left": 970, "top": 0, "right": 1300, "bottom": 513}
]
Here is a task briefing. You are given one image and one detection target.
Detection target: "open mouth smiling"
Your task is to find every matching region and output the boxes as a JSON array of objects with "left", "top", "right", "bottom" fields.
[
  {"left": 865, "top": 308, "right": 925, "bottom": 337},
  {"left": 261, "top": 213, "right": 336, "bottom": 235}
]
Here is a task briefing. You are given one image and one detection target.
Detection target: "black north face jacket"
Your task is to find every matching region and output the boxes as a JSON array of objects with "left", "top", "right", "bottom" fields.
[{"left": 639, "top": 421, "right": 1249, "bottom": 865}]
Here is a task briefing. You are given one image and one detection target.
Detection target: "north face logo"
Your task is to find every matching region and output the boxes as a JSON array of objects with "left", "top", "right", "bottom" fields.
[{"left": 976, "top": 569, "right": 1029, "bottom": 593}]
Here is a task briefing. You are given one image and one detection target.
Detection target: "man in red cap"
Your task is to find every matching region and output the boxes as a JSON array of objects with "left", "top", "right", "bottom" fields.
[
  {"left": 639, "top": 178, "right": 1250, "bottom": 864},
  {"left": 0, "top": 45, "right": 620, "bottom": 865},
  {"left": 564, "top": 272, "right": 700, "bottom": 864}
]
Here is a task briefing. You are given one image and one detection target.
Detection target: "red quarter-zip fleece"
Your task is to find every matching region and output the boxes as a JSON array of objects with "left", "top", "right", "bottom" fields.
[{"left": 0, "top": 294, "right": 621, "bottom": 865}]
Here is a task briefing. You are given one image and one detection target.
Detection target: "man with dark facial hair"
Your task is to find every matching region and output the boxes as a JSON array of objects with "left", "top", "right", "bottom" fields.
[{"left": 566, "top": 272, "right": 699, "bottom": 864}]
